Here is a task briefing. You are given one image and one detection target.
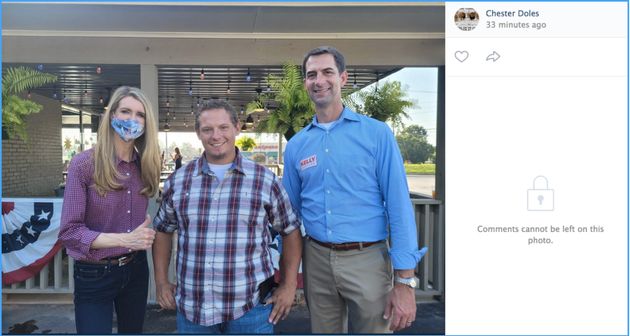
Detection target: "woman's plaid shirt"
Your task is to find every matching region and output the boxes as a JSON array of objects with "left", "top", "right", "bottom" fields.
[{"left": 153, "top": 150, "right": 300, "bottom": 326}]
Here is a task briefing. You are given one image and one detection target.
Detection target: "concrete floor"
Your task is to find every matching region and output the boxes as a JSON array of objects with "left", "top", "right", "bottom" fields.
[{"left": 3, "top": 301, "right": 444, "bottom": 334}]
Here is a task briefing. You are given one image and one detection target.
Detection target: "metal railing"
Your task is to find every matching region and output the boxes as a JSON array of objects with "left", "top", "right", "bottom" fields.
[
  {"left": 3, "top": 195, "right": 445, "bottom": 302},
  {"left": 411, "top": 196, "right": 445, "bottom": 300}
]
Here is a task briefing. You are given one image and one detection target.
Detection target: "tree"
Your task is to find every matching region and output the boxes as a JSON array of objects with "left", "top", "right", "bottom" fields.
[
  {"left": 344, "top": 80, "right": 414, "bottom": 131},
  {"left": 179, "top": 142, "right": 199, "bottom": 161},
  {"left": 236, "top": 136, "right": 257, "bottom": 152},
  {"left": 2, "top": 66, "right": 57, "bottom": 141},
  {"left": 250, "top": 63, "right": 315, "bottom": 141},
  {"left": 396, "top": 125, "right": 435, "bottom": 164}
]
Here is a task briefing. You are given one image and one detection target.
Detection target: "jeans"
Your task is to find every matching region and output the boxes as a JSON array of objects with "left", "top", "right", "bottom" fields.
[
  {"left": 73, "top": 251, "right": 149, "bottom": 334},
  {"left": 176, "top": 302, "right": 273, "bottom": 334}
]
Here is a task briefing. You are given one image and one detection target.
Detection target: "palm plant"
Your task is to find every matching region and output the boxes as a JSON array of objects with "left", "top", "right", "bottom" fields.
[
  {"left": 343, "top": 80, "right": 414, "bottom": 132},
  {"left": 236, "top": 136, "right": 257, "bottom": 151},
  {"left": 248, "top": 63, "right": 314, "bottom": 141},
  {"left": 2, "top": 66, "right": 57, "bottom": 141}
]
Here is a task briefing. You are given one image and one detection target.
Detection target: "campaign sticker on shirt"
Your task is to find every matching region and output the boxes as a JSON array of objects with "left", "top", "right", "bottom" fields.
[{"left": 300, "top": 155, "right": 317, "bottom": 171}]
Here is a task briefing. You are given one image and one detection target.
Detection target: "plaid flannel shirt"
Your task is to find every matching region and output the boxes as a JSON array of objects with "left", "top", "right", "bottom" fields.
[{"left": 153, "top": 149, "right": 300, "bottom": 326}]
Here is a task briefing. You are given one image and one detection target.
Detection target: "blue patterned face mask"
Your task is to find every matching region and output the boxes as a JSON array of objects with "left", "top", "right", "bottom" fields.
[{"left": 111, "top": 117, "right": 144, "bottom": 142}]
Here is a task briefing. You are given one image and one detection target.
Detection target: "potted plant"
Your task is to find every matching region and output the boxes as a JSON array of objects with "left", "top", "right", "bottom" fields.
[
  {"left": 248, "top": 63, "right": 314, "bottom": 141},
  {"left": 2, "top": 66, "right": 57, "bottom": 141}
]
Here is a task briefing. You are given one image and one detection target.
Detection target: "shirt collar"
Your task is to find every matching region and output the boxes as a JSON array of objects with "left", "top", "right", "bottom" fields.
[
  {"left": 115, "top": 150, "right": 139, "bottom": 166},
  {"left": 307, "top": 106, "right": 359, "bottom": 131},
  {"left": 194, "top": 147, "right": 246, "bottom": 177}
]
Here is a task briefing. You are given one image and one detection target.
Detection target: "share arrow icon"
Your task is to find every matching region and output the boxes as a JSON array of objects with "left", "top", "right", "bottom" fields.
[{"left": 486, "top": 51, "right": 501, "bottom": 62}]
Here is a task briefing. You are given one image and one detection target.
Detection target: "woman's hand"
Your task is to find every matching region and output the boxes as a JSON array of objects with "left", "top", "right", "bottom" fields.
[
  {"left": 122, "top": 215, "right": 156, "bottom": 250},
  {"left": 91, "top": 214, "right": 156, "bottom": 250}
]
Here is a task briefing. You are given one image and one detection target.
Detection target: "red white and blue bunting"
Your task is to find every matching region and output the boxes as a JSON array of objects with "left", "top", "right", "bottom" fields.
[{"left": 2, "top": 198, "right": 63, "bottom": 285}]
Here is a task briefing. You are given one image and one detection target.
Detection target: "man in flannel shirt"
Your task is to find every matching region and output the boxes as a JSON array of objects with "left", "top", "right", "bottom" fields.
[{"left": 152, "top": 99, "right": 302, "bottom": 334}]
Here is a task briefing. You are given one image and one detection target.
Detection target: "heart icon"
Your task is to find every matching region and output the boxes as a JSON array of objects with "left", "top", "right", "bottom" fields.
[{"left": 455, "top": 51, "right": 469, "bottom": 62}]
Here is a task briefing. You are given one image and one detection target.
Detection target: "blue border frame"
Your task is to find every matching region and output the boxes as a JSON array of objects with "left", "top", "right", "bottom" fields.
[{"left": 0, "top": 1, "right": 628, "bottom": 335}]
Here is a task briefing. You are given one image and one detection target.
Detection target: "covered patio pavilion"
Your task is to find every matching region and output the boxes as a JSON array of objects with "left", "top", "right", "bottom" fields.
[{"left": 1, "top": 2, "right": 446, "bottom": 321}]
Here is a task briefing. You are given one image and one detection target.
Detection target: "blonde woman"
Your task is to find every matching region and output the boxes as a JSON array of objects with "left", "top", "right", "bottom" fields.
[{"left": 59, "top": 86, "right": 161, "bottom": 334}]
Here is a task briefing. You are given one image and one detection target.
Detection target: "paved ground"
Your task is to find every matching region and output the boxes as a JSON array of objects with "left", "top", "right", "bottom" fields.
[
  {"left": 407, "top": 175, "right": 435, "bottom": 196},
  {"left": 3, "top": 301, "right": 444, "bottom": 334}
]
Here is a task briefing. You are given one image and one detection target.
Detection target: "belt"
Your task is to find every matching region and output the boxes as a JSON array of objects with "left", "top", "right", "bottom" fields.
[
  {"left": 307, "top": 236, "right": 384, "bottom": 251},
  {"left": 80, "top": 252, "right": 137, "bottom": 267}
]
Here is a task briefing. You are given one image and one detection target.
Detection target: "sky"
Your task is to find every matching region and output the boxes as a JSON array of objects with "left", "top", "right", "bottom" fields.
[{"left": 362, "top": 67, "right": 439, "bottom": 145}]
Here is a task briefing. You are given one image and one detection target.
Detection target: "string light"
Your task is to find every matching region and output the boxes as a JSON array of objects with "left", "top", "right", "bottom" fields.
[
  {"left": 96, "top": 66, "right": 102, "bottom": 74},
  {"left": 200, "top": 69, "right": 205, "bottom": 80},
  {"left": 246, "top": 68, "right": 251, "bottom": 82}
]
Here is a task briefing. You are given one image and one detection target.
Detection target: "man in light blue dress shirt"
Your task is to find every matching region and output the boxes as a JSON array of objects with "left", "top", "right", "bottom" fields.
[{"left": 282, "top": 46, "right": 427, "bottom": 333}]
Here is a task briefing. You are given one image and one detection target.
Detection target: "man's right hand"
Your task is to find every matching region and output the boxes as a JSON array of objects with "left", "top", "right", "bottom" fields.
[{"left": 156, "top": 281, "right": 176, "bottom": 310}]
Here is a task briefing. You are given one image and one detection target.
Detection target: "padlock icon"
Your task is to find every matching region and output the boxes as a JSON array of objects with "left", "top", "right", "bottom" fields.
[{"left": 527, "top": 176, "right": 554, "bottom": 211}]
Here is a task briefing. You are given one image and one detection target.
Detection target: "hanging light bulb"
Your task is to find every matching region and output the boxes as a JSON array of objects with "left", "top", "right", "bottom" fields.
[
  {"left": 188, "top": 81, "right": 193, "bottom": 96},
  {"left": 27, "top": 91, "right": 32, "bottom": 99},
  {"left": 353, "top": 73, "right": 358, "bottom": 89},
  {"left": 184, "top": 121, "right": 188, "bottom": 128},
  {"left": 227, "top": 80, "right": 231, "bottom": 94},
  {"left": 96, "top": 66, "right": 102, "bottom": 74},
  {"left": 200, "top": 69, "right": 205, "bottom": 80},
  {"left": 53, "top": 92, "right": 58, "bottom": 99},
  {"left": 240, "top": 106, "right": 244, "bottom": 114},
  {"left": 166, "top": 98, "right": 170, "bottom": 107},
  {"left": 246, "top": 68, "right": 251, "bottom": 82},
  {"left": 266, "top": 84, "right": 271, "bottom": 93},
  {"left": 99, "top": 96, "right": 104, "bottom": 104},
  {"left": 83, "top": 89, "right": 88, "bottom": 97}
]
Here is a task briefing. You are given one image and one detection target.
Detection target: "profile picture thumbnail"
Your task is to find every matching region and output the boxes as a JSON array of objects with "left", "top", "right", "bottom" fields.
[{"left": 454, "top": 8, "right": 479, "bottom": 31}]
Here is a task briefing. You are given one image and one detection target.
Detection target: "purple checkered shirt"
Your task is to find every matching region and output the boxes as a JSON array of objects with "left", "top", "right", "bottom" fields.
[
  {"left": 59, "top": 148, "right": 148, "bottom": 261},
  {"left": 153, "top": 149, "right": 300, "bottom": 326}
]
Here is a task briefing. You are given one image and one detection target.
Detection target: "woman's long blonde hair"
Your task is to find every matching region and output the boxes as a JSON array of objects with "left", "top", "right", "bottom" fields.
[{"left": 93, "top": 86, "right": 161, "bottom": 197}]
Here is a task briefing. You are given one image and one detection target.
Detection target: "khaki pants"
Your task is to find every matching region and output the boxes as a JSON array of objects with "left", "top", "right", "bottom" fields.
[{"left": 303, "top": 238, "right": 393, "bottom": 334}]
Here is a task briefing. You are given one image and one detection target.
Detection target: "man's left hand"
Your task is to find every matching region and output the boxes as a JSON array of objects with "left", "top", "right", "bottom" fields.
[
  {"left": 266, "top": 283, "right": 296, "bottom": 325},
  {"left": 384, "top": 283, "right": 417, "bottom": 331}
]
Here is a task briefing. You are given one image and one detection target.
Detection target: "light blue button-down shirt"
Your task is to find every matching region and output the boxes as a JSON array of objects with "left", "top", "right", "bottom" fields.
[{"left": 282, "top": 107, "right": 427, "bottom": 269}]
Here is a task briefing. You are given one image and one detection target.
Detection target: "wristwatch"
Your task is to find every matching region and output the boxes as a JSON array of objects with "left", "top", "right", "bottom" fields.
[{"left": 394, "top": 275, "right": 419, "bottom": 288}]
